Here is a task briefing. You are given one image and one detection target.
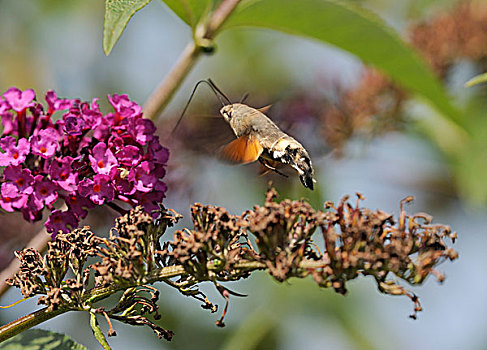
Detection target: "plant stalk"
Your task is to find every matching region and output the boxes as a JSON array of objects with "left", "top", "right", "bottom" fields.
[
  {"left": 142, "top": 0, "right": 242, "bottom": 120},
  {"left": 143, "top": 42, "right": 201, "bottom": 120},
  {"left": 0, "top": 308, "right": 66, "bottom": 343}
]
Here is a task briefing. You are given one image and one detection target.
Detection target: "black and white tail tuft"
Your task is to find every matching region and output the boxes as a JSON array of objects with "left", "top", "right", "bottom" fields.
[{"left": 281, "top": 146, "right": 315, "bottom": 190}]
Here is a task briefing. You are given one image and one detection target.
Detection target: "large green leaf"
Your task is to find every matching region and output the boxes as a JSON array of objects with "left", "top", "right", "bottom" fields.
[
  {"left": 161, "top": 0, "right": 212, "bottom": 27},
  {"left": 103, "top": 0, "right": 153, "bottom": 55},
  {"left": 222, "top": 0, "right": 462, "bottom": 126},
  {"left": 0, "top": 329, "right": 87, "bottom": 350}
]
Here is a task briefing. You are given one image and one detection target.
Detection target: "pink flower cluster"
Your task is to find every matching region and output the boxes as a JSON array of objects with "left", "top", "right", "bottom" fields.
[{"left": 0, "top": 87, "right": 168, "bottom": 237}]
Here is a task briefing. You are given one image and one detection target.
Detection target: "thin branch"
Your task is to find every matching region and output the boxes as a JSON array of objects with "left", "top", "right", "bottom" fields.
[
  {"left": 142, "top": 0, "right": 242, "bottom": 120},
  {"left": 0, "top": 307, "right": 65, "bottom": 343},
  {"left": 142, "top": 42, "right": 200, "bottom": 120},
  {"left": 206, "top": 0, "right": 241, "bottom": 37}
]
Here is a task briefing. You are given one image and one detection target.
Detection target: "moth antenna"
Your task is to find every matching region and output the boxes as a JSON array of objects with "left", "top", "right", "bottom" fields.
[
  {"left": 240, "top": 92, "right": 250, "bottom": 104},
  {"left": 172, "top": 79, "right": 229, "bottom": 135},
  {"left": 207, "top": 78, "right": 232, "bottom": 105}
]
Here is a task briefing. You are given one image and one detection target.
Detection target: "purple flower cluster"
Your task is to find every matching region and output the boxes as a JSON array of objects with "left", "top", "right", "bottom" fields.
[{"left": 0, "top": 87, "right": 168, "bottom": 237}]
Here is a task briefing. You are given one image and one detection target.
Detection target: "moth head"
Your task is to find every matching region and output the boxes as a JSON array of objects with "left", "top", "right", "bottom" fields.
[{"left": 220, "top": 105, "right": 234, "bottom": 122}]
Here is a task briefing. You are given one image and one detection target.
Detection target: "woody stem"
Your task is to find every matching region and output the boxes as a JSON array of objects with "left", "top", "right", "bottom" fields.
[{"left": 142, "top": 0, "right": 242, "bottom": 120}]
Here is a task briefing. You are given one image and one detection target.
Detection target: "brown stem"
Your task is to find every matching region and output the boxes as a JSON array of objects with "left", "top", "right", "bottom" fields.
[
  {"left": 142, "top": 42, "right": 201, "bottom": 120},
  {"left": 142, "top": 0, "right": 242, "bottom": 120},
  {"left": 206, "top": 0, "right": 241, "bottom": 37}
]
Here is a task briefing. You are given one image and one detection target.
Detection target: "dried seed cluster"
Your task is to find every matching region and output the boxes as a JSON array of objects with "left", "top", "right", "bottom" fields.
[{"left": 7, "top": 189, "right": 457, "bottom": 343}]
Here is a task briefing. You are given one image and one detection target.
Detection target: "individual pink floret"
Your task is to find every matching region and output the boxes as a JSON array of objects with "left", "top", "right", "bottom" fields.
[{"left": 3, "top": 87, "right": 36, "bottom": 112}]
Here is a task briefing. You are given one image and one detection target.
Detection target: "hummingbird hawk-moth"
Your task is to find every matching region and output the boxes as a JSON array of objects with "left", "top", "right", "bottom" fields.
[{"left": 174, "top": 79, "right": 316, "bottom": 190}]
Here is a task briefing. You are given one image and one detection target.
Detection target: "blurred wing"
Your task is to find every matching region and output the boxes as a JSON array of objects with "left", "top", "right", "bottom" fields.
[{"left": 220, "top": 134, "right": 263, "bottom": 164}]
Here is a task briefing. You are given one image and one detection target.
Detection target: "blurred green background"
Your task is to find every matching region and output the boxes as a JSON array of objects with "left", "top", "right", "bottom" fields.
[{"left": 0, "top": 0, "right": 485, "bottom": 349}]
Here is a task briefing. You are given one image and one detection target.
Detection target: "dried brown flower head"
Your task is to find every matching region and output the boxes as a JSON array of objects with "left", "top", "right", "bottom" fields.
[
  {"left": 410, "top": 1, "right": 487, "bottom": 76},
  {"left": 320, "top": 1, "right": 487, "bottom": 153},
  {"left": 5, "top": 189, "right": 457, "bottom": 345}
]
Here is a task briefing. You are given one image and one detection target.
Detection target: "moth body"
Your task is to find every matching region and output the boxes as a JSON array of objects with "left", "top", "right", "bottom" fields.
[{"left": 220, "top": 103, "right": 316, "bottom": 190}]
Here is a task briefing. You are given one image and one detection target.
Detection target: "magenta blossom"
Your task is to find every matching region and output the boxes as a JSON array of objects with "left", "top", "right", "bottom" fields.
[
  {"left": 129, "top": 161, "right": 158, "bottom": 192},
  {"left": 0, "top": 87, "right": 168, "bottom": 237},
  {"left": 89, "top": 142, "right": 118, "bottom": 175},
  {"left": 79, "top": 174, "right": 115, "bottom": 205},
  {"left": 108, "top": 94, "right": 142, "bottom": 119},
  {"left": 63, "top": 113, "right": 85, "bottom": 136},
  {"left": 32, "top": 175, "right": 59, "bottom": 209},
  {"left": 134, "top": 118, "right": 156, "bottom": 145},
  {"left": 48, "top": 157, "right": 78, "bottom": 192},
  {"left": 0, "top": 182, "right": 28, "bottom": 212},
  {"left": 114, "top": 145, "right": 141, "bottom": 166},
  {"left": 134, "top": 190, "right": 165, "bottom": 218},
  {"left": 0, "top": 136, "right": 30, "bottom": 166},
  {"left": 21, "top": 206, "right": 43, "bottom": 222},
  {"left": 45, "top": 90, "right": 74, "bottom": 113},
  {"left": 110, "top": 167, "right": 136, "bottom": 195},
  {"left": 31, "top": 128, "right": 59, "bottom": 158},
  {"left": 149, "top": 139, "right": 170, "bottom": 164},
  {"left": 3, "top": 165, "right": 34, "bottom": 194},
  {"left": 1, "top": 112, "right": 15, "bottom": 135},
  {"left": 65, "top": 194, "right": 94, "bottom": 220},
  {"left": 3, "top": 87, "right": 36, "bottom": 112},
  {"left": 45, "top": 209, "right": 79, "bottom": 238}
]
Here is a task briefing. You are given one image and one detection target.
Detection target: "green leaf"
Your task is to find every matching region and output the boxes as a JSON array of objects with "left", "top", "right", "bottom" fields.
[
  {"left": 103, "top": 0, "right": 153, "bottom": 55},
  {"left": 161, "top": 0, "right": 212, "bottom": 27},
  {"left": 0, "top": 329, "right": 87, "bottom": 350},
  {"left": 465, "top": 72, "right": 487, "bottom": 87},
  {"left": 222, "top": 0, "right": 462, "bottom": 126}
]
